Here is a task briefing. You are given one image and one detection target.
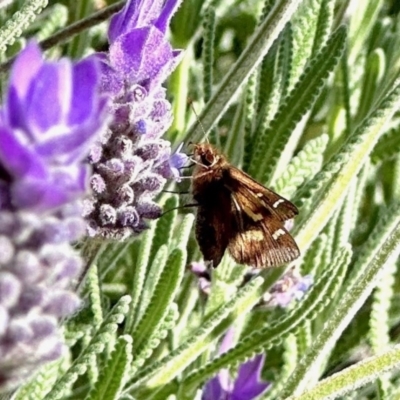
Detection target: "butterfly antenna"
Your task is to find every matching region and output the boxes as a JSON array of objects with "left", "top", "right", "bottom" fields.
[{"left": 189, "top": 101, "right": 209, "bottom": 143}]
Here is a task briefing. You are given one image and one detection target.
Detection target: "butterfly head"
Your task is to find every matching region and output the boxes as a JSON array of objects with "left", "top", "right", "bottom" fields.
[{"left": 192, "top": 143, "right": 224, "bottom": 169}]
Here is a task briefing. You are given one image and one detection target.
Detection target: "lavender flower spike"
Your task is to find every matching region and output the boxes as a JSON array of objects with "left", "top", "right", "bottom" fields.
[
  {"left": 203, "top": 328, "right": 270, "bottom": 400},
  {"left": 85, "top": 0, "right": 186, "bottom": 239},
  {"left": 0, "top": 42, "right": 108, "bottom": 390}
]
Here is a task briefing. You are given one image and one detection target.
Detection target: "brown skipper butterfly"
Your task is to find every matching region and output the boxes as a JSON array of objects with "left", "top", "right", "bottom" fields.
[{"left": 191, "top": 143, "right": 300, "bottom": 268}]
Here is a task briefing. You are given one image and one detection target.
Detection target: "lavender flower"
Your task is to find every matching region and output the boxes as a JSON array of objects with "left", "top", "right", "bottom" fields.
[
  {"left": 0, "top": 42, "right": 108, "bottom": 390},
  {"left": 261, "top": 267, "right": 313, "bottom": 308},
  {"left": 84, "top": 0, "right": 187, "bottom": 239},
  {"left": 203, "top": 328, "right": 269, "bottom": 400}
]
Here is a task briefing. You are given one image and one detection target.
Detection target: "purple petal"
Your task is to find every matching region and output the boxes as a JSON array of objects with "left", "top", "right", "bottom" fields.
[
  {"left": 108, "top": 0, "right": 163, "bottom": 42},
  {"left": 0, "top": 126, "right": 47, "bottom": 180},
  {"left": 12, "top": 166, "right": 88, "bottom": 210},
  {"left": 202, "top": 375, "right": 224, "bottom": 400},
  {"left": 110, "top": 27, "right": 174, "bottom": 84},
  {"left": 24, "top": 61, "right": 72, "bottom": 136},
  {"left": 68, "top": 57, "right": 100, "bottom": 126},
  {"left": 6, "top": 42, "right": 43, "bottom": 130},
  {"left": 233, "top": 354, "right": 269, "bottom": 398},
  {"left": 155, "top": 0, "right": 181, "bottom": 33}
]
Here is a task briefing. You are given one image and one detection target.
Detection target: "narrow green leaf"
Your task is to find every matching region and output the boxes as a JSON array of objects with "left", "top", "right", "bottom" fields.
[
  {"left": 288, "top": 0, "right": 325, "bottom": 90},
  {"left": 310, "top": 0, "right": 334, "bottom": 57},
  {"left": 185, "top": 0, "right": 306, "bottom": 145},
  {"left": 279, "top": 203, "right": 400, "bottom": 398},
  {"left": 0, "top": 0, "right": 48, "bottom": 54},
  {"left": 85, "top": 264, "right": 103, "bottom": 327},
  {"left": 14, "top": 358, "right": 67, "bottom": 400},
  {"left": 274, "top": 134, "right": 329, "bottom": 197},
  {"left": 86, "top": 335, "right": 133, "bottom": 400},
  {"left": 35, "top": 4, "right": 68, "bottom": 42},
  {"left": 132, "top": 249, "right": 186, "bottom": 352},
  {"left": 202, "top": 6, "right": 216, "bottom": 104},
  {"left": 131, "top": 304, "right": 179, "bottom": 374},
  {"left": 371, "top": 127, "right": 400, "bottom": 164},
  {"left": 125, "top": 228, "right": 154, "bottom": 332},
  {"left": 126, "top": 277, "right": 265, "bottom": 397},
  {"left": 249, "top": 26, "right": 346, "bottom": 185},
  {"left": 149, "top": 196, "right": 178, "bottom": 265},
  {"left": 171, "top": 214, "right": 195, "bottom": 251},
  {"left": 182, "top": 249, "right": 345, "bottom": 393},
  {"left": 43, "top": 296, "right": 131, "bottom": 400},
  {"left": 135, "top": 245, "right": 169, "bottom": 323},
  {"left": 287, "top": 344, "right": 400, "bottom": 400},
  {"left": 294, "top": 79, "right": 400, "bottom": 254}
]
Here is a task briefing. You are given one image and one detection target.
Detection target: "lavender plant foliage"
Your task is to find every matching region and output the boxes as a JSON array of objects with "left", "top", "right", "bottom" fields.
[
  {"left": 84, "top": 0, "right": 187, "bottom": 239},
  {"left": 190, "top": 262, "right": 313, "bottom": 308},
  {"left": 0, "top": 42, "right": 108, "bottom": 390},
  {"left": 203, "top": 328, "right": 270, "bottom": 400}
]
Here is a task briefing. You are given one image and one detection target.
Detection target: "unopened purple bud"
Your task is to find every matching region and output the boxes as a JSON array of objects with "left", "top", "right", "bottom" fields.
[
  {"left": 0, "top": 306, "right": 8, "bottom": 335},
  {"left": 133, "top": 119, "right": 147, "bottom": 135},
  {"left": 102, "top": 158, "right": 125, "bottom": 177},
  {"left": 100, "top": 204, "right": 117, "bottom": 225},
  {"left": 30, "top": 316, "right": 56, "bottom": 339},
  {"left": 65, "top": 217, "right": 86, "bottom": 241},
  {"left": 0, "top": 273, "right": 21, "bottom": 307},
  {"left": 88, "top": 143, "right": 103, "bottom": 163},
  {"left": 131, "top": 84, "right": 147, "bottom": 101},
  {"left": 7, "top": 320, "right": 33, "bottom": 343},
  {"left": 14, "top": 251, "right": 41, "bottom": 283},
  {"left": 19, "top": 287, "right": 45, "bottom": 312},
  {"left": 116, "top": 185, "right": 134, "bottom": 206},
  {"left": 118, "top": 206, "right": 139, "bottom": 226},
  {"left": 0, "top": 236, "right": 14, "bottom": 264},
  {"left": 90, "top": 174, "right": 106, "bottom": 194},
  {"left": 151, "top": 99, "right": 170, "bottom": 120},
  {"left": 136, "top": 200, "right": 162, "bottom": 219},
  {"left": 137, "top": 141, "right": 166, "bottom": 160},
  {"left": 139, "top": 173, "right": 165, "bottom": 192},
  {"left": 44, "top": 291, "right": 80, "bottom": 317},
  {"left": 56, "top": 255, "right": 81, "bottom": 281}
]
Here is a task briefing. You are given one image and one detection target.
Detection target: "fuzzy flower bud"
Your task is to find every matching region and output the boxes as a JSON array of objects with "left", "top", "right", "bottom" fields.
[{"left": 85, "top": 0, "right": 188, "bottom": 239}]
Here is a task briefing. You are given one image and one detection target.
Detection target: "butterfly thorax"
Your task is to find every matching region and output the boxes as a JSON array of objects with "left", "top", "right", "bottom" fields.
[{"left": 191, "top": 143, "right": 230, "bottom": 202}]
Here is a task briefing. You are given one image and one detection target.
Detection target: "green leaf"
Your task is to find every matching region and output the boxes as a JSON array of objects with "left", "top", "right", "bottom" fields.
[
  {"left": 181, "top": 248, "right": 346, "bottom": 393},
  {"left": 86, "top": 335, "right": 133, "bottom": 400},
  {"left": 287, "top": 344, "right": 400, "bottom": 400},
  {"left": 126, "top": 277, "right": 265, "bottom": 397},
  {"left": 125, "top": 228, "right": 154, "bottom": 332},
  {"left": 288, "top": 0, "right": 327, "bottom": 91},
  {"left": 132, "top": 249, "right": 186, "bottom": 352},
  {"left": 274, "top": 134, "right": 329, "bottom": 197},
  {"left": 131, "top": 304, "right": 179, "bottom": 373},
  {"left": 185, "top": 0, "right": 306, "bottom": 145},
  {"left": 279, "top": 203, "right": 400, "bottom": 398},
  {"left": 0, "top": 0, "right": 48, "bottom": 54},
  {"left": 248, "top": 26, "right": 346, "bottom": 185},
  {"left": 371, "top": 127, "right": 400, "bottom": 164},
  {"left": 43, "top": 296, "right": 131, "bottom": 400},
  {"left": 149, "top": 196, "right": 178, "bottom": 265},
  {"left": 294, "top": 78, "right": 400, "bottom": 254}
]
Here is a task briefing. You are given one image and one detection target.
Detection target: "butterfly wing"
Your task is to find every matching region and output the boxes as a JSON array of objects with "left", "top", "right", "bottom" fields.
[
  {"left": 225, "top": 167, "right": 300, "bottom": 268},
  {"left": 195, "top": 186, "right": 234, "bottom": 268},
  {"left": 227, "top": 166, "right": 298, "bottom": 221},
  {"left": 227, "top": 203, "right": 300, "bottom": 267}
]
